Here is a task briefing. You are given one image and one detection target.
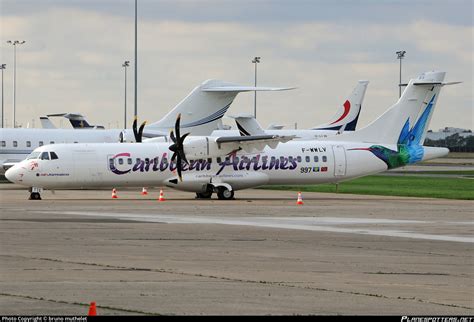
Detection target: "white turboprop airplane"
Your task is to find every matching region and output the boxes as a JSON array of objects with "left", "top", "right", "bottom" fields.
[
  {"left": 0, "top": 80, "right": 292, "bottom": 174},
  {"left": 6, "top": 71, "right": 454, "bottom": 201},
  {"left": 212, "top": 80, "right": 369, "bottom": 139}
]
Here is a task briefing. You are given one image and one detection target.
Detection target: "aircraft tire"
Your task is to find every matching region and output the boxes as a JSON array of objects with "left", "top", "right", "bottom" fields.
[
  {"left": 196, "top": 191, "right": 212, "bottom": 199},
  {"left": 217, "top": 187, "right": 234, "bottom": 200},
  {"left": 29, "top": 192, "right": 42, "bottom": 200}
]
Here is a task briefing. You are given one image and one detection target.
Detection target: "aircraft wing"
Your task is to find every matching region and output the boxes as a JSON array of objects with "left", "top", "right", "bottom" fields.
[
  {"left": 215, "top": 134, "right": 295, "bottom": 153},
  {"left": 141, "top": 130, "right": 169, "bottom": 139}
]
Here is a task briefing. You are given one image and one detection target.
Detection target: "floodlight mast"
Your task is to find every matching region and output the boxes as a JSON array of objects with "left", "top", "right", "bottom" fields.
[
  {"left": 7, "top": 40, "right": 26, "bottom": 128},
  {"left": 396, "top": 50, "right": 406, "bottom": 98},
  {"left": 252, "top": 56, "right": 261, "bottom": 118}
]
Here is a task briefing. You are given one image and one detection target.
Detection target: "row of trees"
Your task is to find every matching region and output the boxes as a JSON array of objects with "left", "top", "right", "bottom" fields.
[{"left": 424, "top": 133, "right": 474, "bottom": 152}]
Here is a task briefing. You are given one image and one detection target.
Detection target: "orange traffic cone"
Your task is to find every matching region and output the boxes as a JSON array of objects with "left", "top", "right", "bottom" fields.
[
  {"left": 158, "top": 189, "right": 165, "bottom": 202},
  {"left": 141, "top": 187, "right": 148, "bottom": 196},
  {"left": 88, "top": 301, "right": 97, "bottom": 316},
  {"left": 111, "top": 188, "right": 118, "bottom": 199},
  {"left": 296, "top": 192, "right": 304, "bottom": 205}
]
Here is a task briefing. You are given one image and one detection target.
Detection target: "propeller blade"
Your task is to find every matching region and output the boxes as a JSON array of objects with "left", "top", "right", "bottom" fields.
[
  {"left": 132, "top": 117, "right": 139, "bottom": 142},
  {"left": 168, "top": 113, "right": 190, "bottom": 182},
  {"left": 137, "top": 121, "right": 147, "bottom": 143},
  {"left": 170, "top": 130, "right": 176, "bottom": 144},
  {"left": 175, "top": 113, "right": 181, "bottom": 141},
  {"left": 178, "top": 133, "right": 190, "bottom": 164},
  {"left": 176, "top": 154, "right": 183, "bottom": 182}
]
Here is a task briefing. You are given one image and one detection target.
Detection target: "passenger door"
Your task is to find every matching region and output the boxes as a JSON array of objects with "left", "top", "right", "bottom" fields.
[{"left": 332, "top": 145, "right": 346, "bottom": 176}]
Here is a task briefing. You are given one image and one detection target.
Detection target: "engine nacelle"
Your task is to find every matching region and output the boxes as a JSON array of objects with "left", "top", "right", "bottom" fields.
[
  {"left": 183, "top": 136, "right": 235, "bottom": 159},
  {"left": 119, "top": 129, "right": 137, "bottom": 143}
]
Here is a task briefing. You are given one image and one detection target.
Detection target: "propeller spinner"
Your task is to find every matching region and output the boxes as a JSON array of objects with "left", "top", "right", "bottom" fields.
[{"left": 169, "top": 113, "right": 190, "bottom": 181}]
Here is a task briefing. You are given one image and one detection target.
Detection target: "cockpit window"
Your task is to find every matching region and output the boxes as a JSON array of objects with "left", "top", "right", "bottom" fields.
[
  {"left": 40, "top": 152, "right": 50, "bottom": 160},
  {"left": 27, "top": 152, "right": 41, "bottom": 160},
  {"left": 50, "top": 152, "right": 59, "bottom": 160}
]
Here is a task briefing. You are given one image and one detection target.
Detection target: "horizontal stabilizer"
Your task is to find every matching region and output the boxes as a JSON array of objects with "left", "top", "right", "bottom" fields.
[
  {"left": 202, "top": 86, "right": 295, "bottom": 92},
  {"left": 400, "top": 81, "right": 462, "bottom": 87}
]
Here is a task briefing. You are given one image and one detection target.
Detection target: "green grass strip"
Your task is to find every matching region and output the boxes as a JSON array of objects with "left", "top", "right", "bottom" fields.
[{"left": 260, "top": 175, "right": 474, "bottom": 200}]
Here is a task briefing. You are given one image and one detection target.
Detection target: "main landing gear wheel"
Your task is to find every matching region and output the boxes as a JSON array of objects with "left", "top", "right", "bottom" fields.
[
  {"left": 196, "top": 191, "right": 213, "bottom": 199},
  {"left": 29, "top": 192, "right": 42, "bottom": 200},
  {"left": 217, "top": 187, "right": 234, "bottom": 200}
]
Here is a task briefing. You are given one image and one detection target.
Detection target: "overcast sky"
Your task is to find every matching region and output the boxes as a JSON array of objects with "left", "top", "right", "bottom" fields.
[{"left": 0, "top": 0, "right": 472, "bottom": 131}]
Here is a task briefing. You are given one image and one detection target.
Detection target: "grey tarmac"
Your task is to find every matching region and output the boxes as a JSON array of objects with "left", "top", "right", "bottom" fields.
[{"left": 0, "top": 185, "right": 473, "bottom": 315}]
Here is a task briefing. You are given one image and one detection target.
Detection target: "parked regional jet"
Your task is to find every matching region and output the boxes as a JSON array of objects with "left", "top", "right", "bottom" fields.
[
  {"left": 45, "top": 113, "right": 105, "bottom": 129},
  {"left": 0, "top": 80, "right": 291, "bottom": 174},
  {"left": 6, "top": 71, "right": 455, "bottom": 200},
  {"left": 212, "top": 80, "right": 369, "bottom": 139}
]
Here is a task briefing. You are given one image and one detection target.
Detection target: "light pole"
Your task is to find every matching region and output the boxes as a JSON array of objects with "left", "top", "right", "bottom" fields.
[
  {"left": 7, "top": 40, "right": 26, "bottom": 128},
  {"left": 122, "top": 61, "right": 130, "bottom": 128},
  {"left": 396, "top": 50, "right": 406, "bottom": 98},
  {"left": 252, "top": 56, "right": 260, "bottom": 118},
  {"left": 0, "top": 64, "right": 5, "bottom": 128},
  {"left": 134, "top": 0, "right": 138, "bottom": 122}
]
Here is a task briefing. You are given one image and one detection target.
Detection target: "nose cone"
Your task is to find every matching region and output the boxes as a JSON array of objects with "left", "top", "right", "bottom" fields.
[{"left": 5, "top": 165, "right": 20, "bottom": 183}]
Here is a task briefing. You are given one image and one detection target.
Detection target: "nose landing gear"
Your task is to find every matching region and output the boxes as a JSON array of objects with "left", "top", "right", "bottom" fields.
[{"left": 28, "top": 187, "right": 42, "bottom": 200}]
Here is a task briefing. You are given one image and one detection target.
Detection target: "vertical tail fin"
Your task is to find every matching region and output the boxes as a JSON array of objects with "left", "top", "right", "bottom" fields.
[
  {"left": 336, "top": 71, "right": 446, "bottom": 144},
  {"left": 39, "top": 117, "right": 57, "bottom": 129},
  {"left": 312, "top": 80, "right": 369, "bottom": 131},
  {"left": 231, "top": 115, "right": 266, "bottom": 136},
  {"left": 147, "top": 79, "right": 294, "bottom": 136}
]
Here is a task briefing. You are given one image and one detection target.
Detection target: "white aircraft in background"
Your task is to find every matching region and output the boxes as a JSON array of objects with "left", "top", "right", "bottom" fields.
[
  {"left": 212, "top": 80, "right": 369, "bottom": 139},
  {"left": 6, "top": 71, "right": 456, "bottom": 200},
  {"left": 41, "top": 113, "right": 106, "bottom": 129},
  {"left": 0, "top": 80, "right": 292, "bottom": 174}
]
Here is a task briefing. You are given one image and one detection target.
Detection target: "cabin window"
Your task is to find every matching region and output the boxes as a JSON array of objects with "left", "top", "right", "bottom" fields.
[
  {"left": 109, "top": 158, "right": 114, "bottom": 168},
  {"left": 50, "top": 141, "right": 55, "bottom": 145},
  {"left": 271, "top": 156, "right": 276, "bottom": 162},
  {"left": 136, "top": 158, "right": 141, "bottom": 163},
  {"left": 322, "top": 156, "right": 327, "bottom": 162},
  {"left": 13, "top": 141, "right": 18, "bottom": 147},
  {"left": 305, "top": 156, "right": 310, "bottom": 162},
  {"left": 39, "top": 141, "right": 44, "bottom": 146},
  {"left": 1, "top": 141, "right": 5, "bottom": 147},
  {"left": 118, "top": 158, "right": 124, "bottom": 165},
  {"left": 314, "top": 156, "right": 319, "bottom": 162},
  {"left": 27, "top": 152, "right": 41, "bottom": 160},
  {"left": 297, "top": 156, "right": 302, "bottom": 162},
  {"left": 252, "top": 156, "right": 257, "bottom": 163},
  {"left": 280, "top": 156, "right": 285, "bottom": 163},
  {"left": 207, "top": 158, "right": 212, "bottom": 163},
  {"left": 128, "top": 158, "right": 132, "bottom": 165},
  {"left": 145, "top": 158, "right": 150, "bottom": 164},
  {"left": 289, "top": 156, "right": 293, "bottom": 162},
  {"left": 217, "top": 157, "right": 222, "bottom": 163},
  {"left": 50, "top": 152, "right": 59, "bottom": 160},
  {"left": 40, "top": 152, "right": 50, "bottom": 160},
  {"left": 26, "top": 141, "right": 31, "bottom": 147},
  {"left": 74, "top": 141, "right": 78, "bottom": 144},
  {"left": 153, "top": 157, "right": 158, "bottom": 164},
  {"left": 225, "top": 156, "right": 230, "bottom": 162}
]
